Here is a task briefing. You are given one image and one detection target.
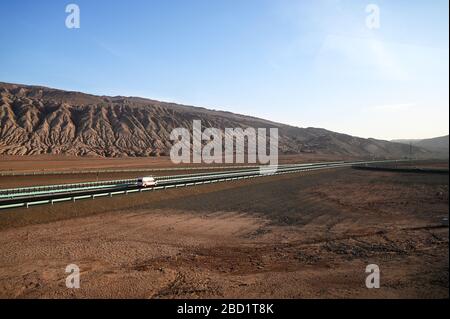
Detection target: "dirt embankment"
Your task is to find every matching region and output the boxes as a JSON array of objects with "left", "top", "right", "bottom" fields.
[{"left": 0, "top": 168, "right": 448, "bottom": 298}]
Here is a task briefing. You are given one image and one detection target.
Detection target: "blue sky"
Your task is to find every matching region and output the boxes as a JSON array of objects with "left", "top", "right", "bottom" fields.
[{"left": 0, "top": 0, "right": 448, "bottom": 140}]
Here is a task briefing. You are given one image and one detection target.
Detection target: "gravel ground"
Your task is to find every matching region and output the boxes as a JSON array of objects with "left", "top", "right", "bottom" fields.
[{"left": 0, "top": 167, "right": 448, "bottom": 298}]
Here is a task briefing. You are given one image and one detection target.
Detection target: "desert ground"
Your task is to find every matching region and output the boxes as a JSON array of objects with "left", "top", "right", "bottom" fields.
[
  {"left": 0, "top": 154, "right": 351, "bottom": 189},
  {"left": 0, "top": 154, "right": 350, "bottom": 173},
  {"left": 0, "top": 160, "right": 448, "bottom": 299}
]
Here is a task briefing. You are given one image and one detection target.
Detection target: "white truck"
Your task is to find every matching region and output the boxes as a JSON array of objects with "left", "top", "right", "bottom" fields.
[{"left": 137, "top": 176, "right": 157, "bottom": 188}]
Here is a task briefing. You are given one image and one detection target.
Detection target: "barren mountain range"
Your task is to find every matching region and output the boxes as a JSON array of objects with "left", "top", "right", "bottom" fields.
[
  {"left": 393, "top": 135, "right": 449, "bottom": 158},
  {"left": 0, "top": 82, "right": 433, "bottom": 159}
]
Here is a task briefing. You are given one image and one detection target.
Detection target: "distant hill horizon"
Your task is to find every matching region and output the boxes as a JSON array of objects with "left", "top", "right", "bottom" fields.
[
  {"left": 392, "top": 135, "right": 449, "bottom": 158},
  {"left": 0, "top": 81, "right": 437, "bottom": 159}
]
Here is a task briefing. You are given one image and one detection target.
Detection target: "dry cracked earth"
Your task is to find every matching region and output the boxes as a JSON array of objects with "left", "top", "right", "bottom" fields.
[{"left": 0, "top": 167, "right": 448, "bottom": 299}]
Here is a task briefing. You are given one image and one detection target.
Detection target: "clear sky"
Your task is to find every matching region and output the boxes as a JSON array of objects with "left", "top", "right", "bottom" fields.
[{"left": 0, "top": 0, "right": 448, "bottom": 140}]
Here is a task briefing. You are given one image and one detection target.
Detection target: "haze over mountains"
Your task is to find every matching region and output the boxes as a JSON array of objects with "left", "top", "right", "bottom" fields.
[
  {"left": 392, "top": 135, "right": 449, "bottom": 158},
  {"left": 0, "top": 82, "right": 438, "bottom": 159}
]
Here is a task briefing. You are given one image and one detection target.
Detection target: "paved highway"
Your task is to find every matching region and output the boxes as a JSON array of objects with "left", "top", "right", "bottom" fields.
[{"left": 0, "top": 160, "right": 404, "bottom": 210}]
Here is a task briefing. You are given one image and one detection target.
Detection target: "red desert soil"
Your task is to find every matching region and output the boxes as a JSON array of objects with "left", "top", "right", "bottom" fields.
[
  {"left": 0, "top": 168, "right": 448, "bottom": 299},
  {"left": 0, "top": 154, "right": 350, "bottom": 188},
  {"left": 0, "top": 154, "right": 350, "bottom": 173},
  {"left": 0, "top": 155, "right": 444, "bottom": 189},
  {"left": 0, "top": 155, "right": 197, "bottom": 172}
]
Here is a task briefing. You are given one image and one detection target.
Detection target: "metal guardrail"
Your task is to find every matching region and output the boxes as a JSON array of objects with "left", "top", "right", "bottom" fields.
[
  {"left": 0, "top": 161, "right": 349, "bottom": 198},
  {"left": 0, "top": 160, "right": 392, "bottom": 177},
  {"left": 0, "top": 179, "right": 137, "bottom": 198},
  {"left": 0, "top": 165, "right": 260, "bottom": 177},
  {"left": 0, "top": 160, "right": 406, "bottom": 211},
  {"left": 0, "top": 164, "right": 340, "bottom": 210}
]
